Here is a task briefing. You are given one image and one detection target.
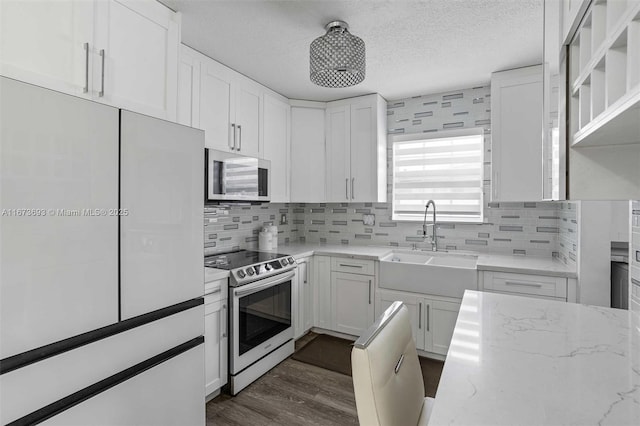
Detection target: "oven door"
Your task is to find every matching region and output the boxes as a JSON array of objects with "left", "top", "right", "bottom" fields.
[{"left": 230, "top": 271, "right": 294, "bottom": 374}]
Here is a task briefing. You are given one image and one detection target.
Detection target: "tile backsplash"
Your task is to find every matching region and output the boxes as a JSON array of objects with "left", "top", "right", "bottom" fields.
[{"left": 205, "top": 84, "right": 571, "bottom": 260}]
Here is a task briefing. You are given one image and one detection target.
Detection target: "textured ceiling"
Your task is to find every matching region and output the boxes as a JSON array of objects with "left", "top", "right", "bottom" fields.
[{"left": 160, "top": 0, "right": 543, "bottom": 102}]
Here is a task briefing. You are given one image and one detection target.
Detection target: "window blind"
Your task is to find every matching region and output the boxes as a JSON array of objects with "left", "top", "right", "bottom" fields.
[{"left": 392, "top": 130, "right": 484, "bottom": 223}]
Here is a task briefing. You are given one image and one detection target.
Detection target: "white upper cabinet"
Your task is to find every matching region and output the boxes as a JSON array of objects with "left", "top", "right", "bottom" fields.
[
  {"left": 325, "top": 94, "right": 387, "bottom": 203},
  {"left": 177, "top": 44, "right": 200, "bottom": 127},
  {"left": 0, "top": 0, "right": 94, "bottom": 97},
  {"left": 93, "top": 0, "right": 179, "bottom": 121},
  {"left": 0, "top": 0, "right": 180, "bottom": 121},
  {"left": 290, "top": 102, "right": 327, "bottom": 203},
  {"left": 491, "top": 65, "right": 544, "bottom": 202},
  {"left": 263, "top": 93, "right": 291, "bottom": 203},
  {"left": 178, "top": 47, "right": 263, "bottom": 157}
]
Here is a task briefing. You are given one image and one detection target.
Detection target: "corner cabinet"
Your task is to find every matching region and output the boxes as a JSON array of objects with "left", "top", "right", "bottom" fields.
[
  {"left": 290, "top": 101, "right": 327, "bottom": 202},
  {"left": 326, "top": 94, "right": 387, "bottom": 203},
  {"left": 376, "top": 290, "right": 460, "bottom": 357},
  {"left": 490, "top": 65, "right": 544, "bottom": 202},
  {"left": 0, "top": 0, "right": 180, "bottom": 121}
]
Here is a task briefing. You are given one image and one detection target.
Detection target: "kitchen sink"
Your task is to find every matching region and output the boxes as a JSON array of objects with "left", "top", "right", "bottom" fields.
[{"left": 379, "top": 250, "right": 478, "bottom": 298}]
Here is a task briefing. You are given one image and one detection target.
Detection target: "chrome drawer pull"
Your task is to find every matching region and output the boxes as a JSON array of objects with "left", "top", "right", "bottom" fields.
[
  {"left": 339, "top": 263, "right": 362, "bottom": 268},
  {"left": 505, "top": 281, "right": 543, "bottom": 288}
]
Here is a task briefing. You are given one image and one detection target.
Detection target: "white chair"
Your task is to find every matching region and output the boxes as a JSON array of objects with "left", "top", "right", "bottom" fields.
[{"left": 351, "top": 301, "right": 435, "bottom": 426}]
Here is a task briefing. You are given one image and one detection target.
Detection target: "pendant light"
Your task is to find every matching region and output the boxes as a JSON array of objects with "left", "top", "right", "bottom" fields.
[{"left": 310, "top": 20, "right": 365, "bottom": 88}]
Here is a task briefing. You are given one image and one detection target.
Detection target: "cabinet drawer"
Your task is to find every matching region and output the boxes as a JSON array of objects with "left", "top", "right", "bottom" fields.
[
  {"left": 483, "top": 271, "right": 567, "bottom": 299},
  {"left": 331, "top": 257, "right": 375, "bottom": 275}
]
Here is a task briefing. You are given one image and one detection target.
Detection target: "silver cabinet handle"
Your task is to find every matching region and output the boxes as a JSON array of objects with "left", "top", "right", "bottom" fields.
[
  {"left": 99, "top": 49, "right": 105, "bottom": 97},
  {"left": 339, "top": 263, "right": 362, "bottom": 268},
  {"left": 368, "top": 279, "right": 372, "bottom": 304},
  {"left": 418, "top": 302, "right": 422, "bottom": 329},
  {"left": 426, "top": 304, "right": 430, "bottom": 331},
  {"left": 230, "top": 124, "right": 236, "bottom": 150},
  {"left": 83, "top": 43, "right": 89, "bottom": 93},
  {"left": 237, "top": 124, "right": 242, "bottom": 151},
  {"left": 345, "top": 178, "right": 349, "bottom": 199},
  {"left": 221, "top": 303, "right": 227, "bottom": 338},
  {"left": 351, "top": 177, "right": 355, "bottom": 200},
  {"left": 505, "top": 281, "right": 543, "bottom": 288},
  {"left": 204, "top": 287, "right": 222, "bottom": 296}
]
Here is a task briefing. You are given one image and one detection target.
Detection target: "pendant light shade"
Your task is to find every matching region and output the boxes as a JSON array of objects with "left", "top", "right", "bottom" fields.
[{"left": 310, "top": 21, "right": 365, "bottom": 88}]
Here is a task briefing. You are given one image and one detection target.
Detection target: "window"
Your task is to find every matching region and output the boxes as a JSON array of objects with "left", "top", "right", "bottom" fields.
[{"left": 392, "top": 129, "right": 484, "bottom": 223}]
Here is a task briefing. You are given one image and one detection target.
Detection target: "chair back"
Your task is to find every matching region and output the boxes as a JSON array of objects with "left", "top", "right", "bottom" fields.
[{"left": 351, "top": 302, "right": 425, "bottom": 426}]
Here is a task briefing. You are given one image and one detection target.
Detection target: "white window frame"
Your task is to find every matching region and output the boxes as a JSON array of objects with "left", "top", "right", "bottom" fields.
[{"left": 391, "top": 128, "right": 484, "bottom": 223}]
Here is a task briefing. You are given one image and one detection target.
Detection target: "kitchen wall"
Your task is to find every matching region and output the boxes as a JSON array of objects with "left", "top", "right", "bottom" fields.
[
  {"left": 557, "top": 202, "right": 578, "bottom": 267},
  {"left": 206, "top": 85, "right": 569, "bottom": 259}
]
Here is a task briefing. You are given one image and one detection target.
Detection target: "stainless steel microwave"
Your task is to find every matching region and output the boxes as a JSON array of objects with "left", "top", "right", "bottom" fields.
[{"left": 205, "top": 149, "right": 270, "bottom": 203}]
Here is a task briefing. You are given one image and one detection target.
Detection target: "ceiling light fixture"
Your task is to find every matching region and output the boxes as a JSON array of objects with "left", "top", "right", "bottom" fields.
[{"left": 310, "top": 20, "right": 365, "bottom": 88}]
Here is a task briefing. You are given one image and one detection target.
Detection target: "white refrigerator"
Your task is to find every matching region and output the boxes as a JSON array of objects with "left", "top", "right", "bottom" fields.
[{"left": 0, "top": 77, "right": 205, "bottom": 425}]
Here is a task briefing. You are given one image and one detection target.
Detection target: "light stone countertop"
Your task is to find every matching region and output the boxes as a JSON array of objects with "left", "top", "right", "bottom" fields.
[
  {"left": 429, "top": 290, "right": 640, "bottom": 425},
  {"left": 270, "top": 243, "right": 577, "bottom": 278}
]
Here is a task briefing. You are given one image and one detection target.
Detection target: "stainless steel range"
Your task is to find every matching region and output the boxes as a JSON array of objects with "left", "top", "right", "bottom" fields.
[{"left": 204, "top": 250, "right": 296, "bottom": 395}]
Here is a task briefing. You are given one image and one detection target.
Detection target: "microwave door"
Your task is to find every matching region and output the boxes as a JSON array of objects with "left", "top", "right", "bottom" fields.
[{"left": 224, "top": 156, "right": 258, "bottom": 199}]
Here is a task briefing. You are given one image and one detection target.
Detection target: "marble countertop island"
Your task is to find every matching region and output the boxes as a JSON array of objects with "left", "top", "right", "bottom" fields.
[{"left": 429, "top": 291, "right": 640, "bottom": 425}]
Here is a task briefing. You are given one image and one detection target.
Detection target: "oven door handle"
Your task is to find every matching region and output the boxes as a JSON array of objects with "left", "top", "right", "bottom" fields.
[{"left": 234, "top": 271, "right": 295, "bottom": 297}]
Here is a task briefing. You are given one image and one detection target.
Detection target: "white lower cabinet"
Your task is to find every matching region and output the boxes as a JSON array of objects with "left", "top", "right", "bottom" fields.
[
  {"left": 314, "top": 256, "right": 333, "bottom": 329},
  {"left": 377, "top": 290, "right": 461, "bottom": 357},
  {"left": 480, "top": 271, "right": 570, "bottom": 301},
  {"left": 294, "top": 257, "right": 312, "bottom": 339},
  {"left": 331, "top": 272, "right": 375, "bottom": 336},
  {"left": 204, "top": 278, "right": 228, "bottom": 397}
]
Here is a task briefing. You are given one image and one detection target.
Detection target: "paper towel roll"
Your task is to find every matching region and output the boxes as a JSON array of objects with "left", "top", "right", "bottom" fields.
[
  {"left": 259, "top": 231, "right": 272, "bottom": 251},
  {"left": 269, "top": 225, "right": 278, "bottom": 248}
]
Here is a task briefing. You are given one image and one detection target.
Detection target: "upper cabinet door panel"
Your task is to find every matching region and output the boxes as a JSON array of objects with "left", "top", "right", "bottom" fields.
[
  {"left": 263, "top": 94, "right": 290, "bottom": 202},
  {"left": 350, "top": 101, "right": 375, "bottom": 202},
  {"left": 177, "top": 45, "right": 200, "bottom": 128},
  {"left": 200, "top": 59, "right": 233, "bottom": 151},
  {"left": 325, "top": 105, "right": 351, "bottom": 202},
  {"left": 94, "top": 0, "right": 179, "bottom": 121},
  {"left": 0, "top": 0, "right": 94, "bottom": 96},
  {"left": 0, "top": 78, "right": 119, "bottom": 358},
  {"left": 119, "top": 111, "right": 204, "bottom": 320},
  {"left": 491, "top": 65, "right": 543, "bottom": 202},
  {"left": 233, "top": 79, "right": 262, "bottom": 157},
  {"left": 290, "top": 106, "right": 326, "bottom": 202}
]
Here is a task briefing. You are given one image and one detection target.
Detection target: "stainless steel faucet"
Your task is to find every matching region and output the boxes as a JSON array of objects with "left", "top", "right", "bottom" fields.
[{"left": 422, "top": 200, "right": 437, "bottom": 252}]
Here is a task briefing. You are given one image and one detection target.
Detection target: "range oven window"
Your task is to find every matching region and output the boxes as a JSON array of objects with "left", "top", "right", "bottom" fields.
[{"left": 238, "top": 280, "right": 291, "bottom": 355}]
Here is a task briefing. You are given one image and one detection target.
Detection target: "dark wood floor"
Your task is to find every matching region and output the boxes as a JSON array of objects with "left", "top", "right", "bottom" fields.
[{"left": 206, "top": 333, "right": 358, "bottom": 426}]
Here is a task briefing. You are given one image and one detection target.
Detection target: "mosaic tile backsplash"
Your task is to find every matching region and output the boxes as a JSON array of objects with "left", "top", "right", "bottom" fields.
[{"left": 205, "top": 85, "right": 573, "bottom": 260}]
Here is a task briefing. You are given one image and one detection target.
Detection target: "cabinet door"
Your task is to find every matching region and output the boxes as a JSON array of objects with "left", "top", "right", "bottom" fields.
[
  {"left": 313, "top": 256, "right": 332, "bottom": 329},
  {"left": 263, "top": 94, "right": 290, "bottom": 202},
  {"left": 233, "top": 78, "right": 262, "bottom": 157},
  {"left": 301, "top": 261, "right": 314, "bottom": 332},
  {"left": 350, "top": 99, "right": 377, "bottom": 202},
  {"left": 177, "top": 45, "right": 201, "bottom": 128},
  {"left": 331, "top": 272, "right": 374, "bottom": 336},
  {"left": 425, "top": 299, "right": 461, "bottom": 356},
  {"left": 491, "top": 65, "right": 543, "bottom": 202},
  {"left": 200, "top": 58, "right": 233, "bottom": 151},
  {"left": 376, "top": 290, "right": 425, "bottom": 350},
  {"left": 325, "top": 105, "right": 351, "bottom": 202},
  {"left": 0, "top": 0, "right": 94, "bottom": 97},
  {"left": 93, "top": 0, "right": 179, "bottom": 121},
  {"left": 294, "top": 260, "right": 309, "bottom": 339},
  {"left": 290, "top": 107, "right": 326, "bottom": 202},
  {"left": 205, "top": 298, "right": 228, "bottom": 395}
]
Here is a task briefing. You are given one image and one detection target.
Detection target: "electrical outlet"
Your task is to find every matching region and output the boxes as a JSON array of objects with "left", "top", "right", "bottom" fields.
[{"left": 363, "top": 214, "right": 375, "bottom": 226}]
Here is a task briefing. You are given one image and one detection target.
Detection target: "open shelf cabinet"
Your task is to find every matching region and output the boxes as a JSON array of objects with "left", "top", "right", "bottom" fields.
[{"left": 569, "top": 0, "right": 640, "bottom": 147}]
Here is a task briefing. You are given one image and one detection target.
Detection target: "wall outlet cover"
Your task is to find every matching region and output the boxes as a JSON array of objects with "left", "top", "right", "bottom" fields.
[{"left": 363, "top": 214, "right": 375, "bottom": 226}]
